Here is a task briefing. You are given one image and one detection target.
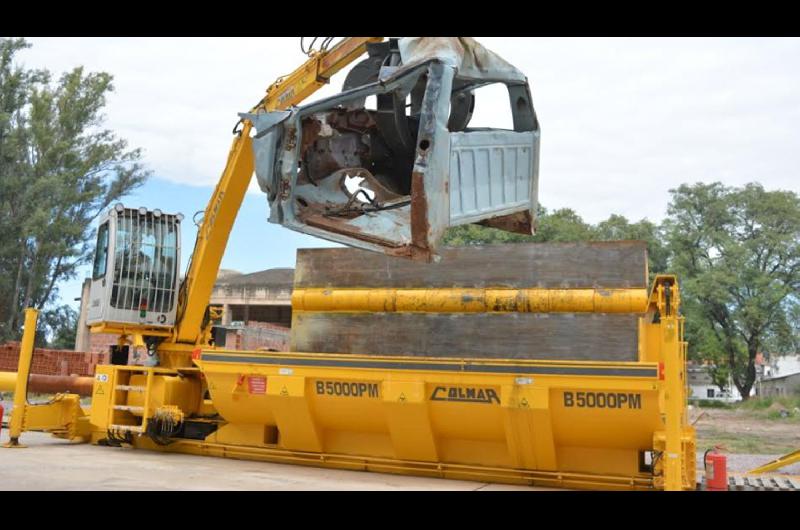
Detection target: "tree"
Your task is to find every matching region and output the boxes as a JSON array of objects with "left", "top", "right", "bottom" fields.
[
  {"left": 664, "top": 182, "right": 800, "bottom": 400},
  {"left": 443, "top": 207, "right": 667, "bottom": 275},
  {"left": 0, "top": 38, "right": 150, "bottom": 343},
  {"left": 442, "top": 206, "right": 595, "bottom": 246},
  {"left": 0, "top": 38, "right": 43, "bottom": 341},
  {"left": 535, "top": 207, "right": 596, "bottom": 243},
  {"left": 593, "top": 214, "right": 668, "bottom": 276},
  {"left": 36, "top": 305, "right": 78, "bottom": 349}
]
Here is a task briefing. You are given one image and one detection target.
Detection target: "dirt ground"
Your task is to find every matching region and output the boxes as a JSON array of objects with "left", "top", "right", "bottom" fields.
[
  {"left": 0, "top": 430, "right": 543, "bottom": 491},
  {"left": 690, "top": 405, "right": 800, "bottom": 474}
]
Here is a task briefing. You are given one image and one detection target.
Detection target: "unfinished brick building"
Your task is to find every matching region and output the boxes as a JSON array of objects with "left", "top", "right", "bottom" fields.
[{"left": 74, "top": 268, "right": 294, "bottom": 355}]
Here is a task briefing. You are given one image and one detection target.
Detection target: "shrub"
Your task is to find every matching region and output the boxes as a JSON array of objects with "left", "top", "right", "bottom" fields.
[{"left": 691, "top": 399, "right": 732, "bottom": 409}]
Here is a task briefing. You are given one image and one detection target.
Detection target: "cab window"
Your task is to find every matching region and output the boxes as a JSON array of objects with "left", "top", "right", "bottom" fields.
[{"left": 92, "top": 222, "right": 109, "bottom": 280}]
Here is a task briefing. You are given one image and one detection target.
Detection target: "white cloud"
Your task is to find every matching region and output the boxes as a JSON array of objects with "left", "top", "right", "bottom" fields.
[{"left": 20, "top": 36, "right": 800, "bottom": 223}]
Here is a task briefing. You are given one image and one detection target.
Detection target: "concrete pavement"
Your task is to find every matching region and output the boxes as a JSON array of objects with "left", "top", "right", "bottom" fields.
[{"left": 0, "top": 430, "right": 540, "bottom": 491}]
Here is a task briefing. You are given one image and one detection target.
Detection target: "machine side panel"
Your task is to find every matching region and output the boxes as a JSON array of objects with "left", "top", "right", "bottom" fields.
[
  {"left": 291, "top": 242, "right": 646, "bottom": 360},
  {"left": 290, "top": 312, "right": 638, "bottom": 361},
  {"left": 294, "top": 241, "right": 648, "bottom": 289}
]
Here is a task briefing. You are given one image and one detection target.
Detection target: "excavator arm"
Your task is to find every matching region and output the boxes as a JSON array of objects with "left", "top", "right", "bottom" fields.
[
  {"left": 258, "top": 37, "right": 384, "bottom": 112},
  {"left": 173, "top": 37, "right": 383, "bottom": 345},
  {"left": 85, "top": 36, "right": 540, "bottom": 351}
]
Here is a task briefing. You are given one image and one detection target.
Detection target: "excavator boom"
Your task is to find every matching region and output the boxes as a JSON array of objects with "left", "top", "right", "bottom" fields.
[{"left": 90, "top": 38, "right": 383, "bottom": 345}]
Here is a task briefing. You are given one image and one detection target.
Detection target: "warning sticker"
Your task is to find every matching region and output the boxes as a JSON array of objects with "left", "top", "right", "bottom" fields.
[{"left": 248, "top": 376, "right": 267, "bottom": 395}]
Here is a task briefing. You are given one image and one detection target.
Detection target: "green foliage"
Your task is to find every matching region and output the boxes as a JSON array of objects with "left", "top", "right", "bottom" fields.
[
  {"left": 664, "top": 182, "right": 800, "bottom": 400},
  {"left": 737, "top": 397, "right": 775, "bottom": 410},
  {"left": 738, "top": 395, "right": 800, "bottom": 411},
  {"left": 696, "top": 429, "right": 795, "bottom": 455},
  {"left": 0, "top": 38, "right": 150, "bottom": 345},
  {"left": 593, "top": 215, "right": 668, "bottom": 276},
  {"left": 443, "top": 206, "right": 667, "bottom": 276},
  {"left": 534, "top": 208, "right": 595, "bottom": 242},
  {"left": 690, "top": 399, "right": 732, "bottom": 409},
  {"left": 443, "top": 206, "right": 596, "bottom": 246},
  {"left": 444, "top": 183, "right": 800, "bottom": 403},
  {"left": 36, "top": 304, "right": 79, "bottom": 349}
]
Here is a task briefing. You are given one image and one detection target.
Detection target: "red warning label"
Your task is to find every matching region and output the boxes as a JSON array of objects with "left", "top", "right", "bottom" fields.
[{"left": 248, "top": 376, "right": 267, "bottom": 394}]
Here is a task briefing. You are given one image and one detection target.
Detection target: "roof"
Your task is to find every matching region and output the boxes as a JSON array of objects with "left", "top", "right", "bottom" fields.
[
  {"left": 396, "top": 37, "right": 527, "bottom": 84},
  {"left": 217, "top": 269, "right": 243, "bottom": 280},
  {"left": 761, "top": 371, "right": 800, "bottom": 383},
  {"left": 215, "top": 267, "right": 295, "bottom": 287}
]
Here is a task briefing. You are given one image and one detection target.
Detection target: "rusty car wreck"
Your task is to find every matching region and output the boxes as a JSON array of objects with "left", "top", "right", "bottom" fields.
[{"left": 243, "top": 37, "right": 541, "bottom": 261}]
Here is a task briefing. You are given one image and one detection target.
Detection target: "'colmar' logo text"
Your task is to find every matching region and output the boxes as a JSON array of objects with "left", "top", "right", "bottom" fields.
[{"left": 430, "top": 386, "right": 500, "bottom": 405}]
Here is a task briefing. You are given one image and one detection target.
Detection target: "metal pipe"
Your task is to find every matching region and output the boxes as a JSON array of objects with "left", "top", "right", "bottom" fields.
[
  {"left": 0, "top": 372, "right": 94, "bottom": 396},
  {"left": 292, "top": 288, "right": 649, "bottom": 314},
  {"left": 0, "top": 371, "right": 16, "bottom": 392},
  {"left": 5, "top": 308, "right": 37, "bottom": 446}
]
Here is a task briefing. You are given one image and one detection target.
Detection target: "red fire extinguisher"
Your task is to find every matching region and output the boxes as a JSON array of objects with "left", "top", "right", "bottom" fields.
[
  {"left": 704, "top": 447, "right": 728, "bottom": 491},
  {"left": 0, "top": 403, "right": 4, "bottom": 438}
]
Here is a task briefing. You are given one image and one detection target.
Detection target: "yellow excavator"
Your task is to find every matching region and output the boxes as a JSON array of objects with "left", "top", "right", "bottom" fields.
[{"left": 2, "top": 37, "right": 707, "bottom": 490}]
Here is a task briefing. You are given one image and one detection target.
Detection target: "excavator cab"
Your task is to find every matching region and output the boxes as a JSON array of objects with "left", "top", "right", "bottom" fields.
[
  {"left": 244, "top": 37, "right": 540, "bottom": 261},
  {"left": 87, "top": 204, "right": 183, "bottom": 329}
]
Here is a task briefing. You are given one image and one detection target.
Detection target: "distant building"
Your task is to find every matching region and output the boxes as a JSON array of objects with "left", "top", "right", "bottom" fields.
[
  {"left": 209, "top": 268, "right": 295, "bottom": 351},
  {"left": 210, "top": 268, "right": 294, "bottom": 327},
  {"left": 687, "top": 353, "right": 800, "bottom": 401},
  {"left": 762, "top": 353, "right": 800, "bottom": 379},
  {"left": 758, "top": 372, "right": 800, "bottom": 398},
  {"left": 75, "top": 267, "right": 296, "bottom": 354},
  {"left": 687, "top": 362, "right": 743, "bottom": 402},
  {"left": 755, "top": 353, "right": 800, "bottom": 398}
]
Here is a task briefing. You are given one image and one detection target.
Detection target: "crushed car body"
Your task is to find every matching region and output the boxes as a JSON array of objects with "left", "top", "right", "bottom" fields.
[{"left": 242, "top": 37, "right": 541, "bottom": 261}]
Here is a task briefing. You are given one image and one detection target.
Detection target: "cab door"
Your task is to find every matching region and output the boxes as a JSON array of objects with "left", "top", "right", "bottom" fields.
[{"left": 87, "top": 218, "right": 111, "bottom": 324}]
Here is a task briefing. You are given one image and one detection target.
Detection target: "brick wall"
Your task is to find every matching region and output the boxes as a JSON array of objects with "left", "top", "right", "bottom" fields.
[
  {"left": 88, "top": 333, "right": 119, "bottom": 355},
  {"left": 0, "top": 342, "right": 107, "bottom": 377},
  {"left": 224, "top": 321, "right": 290, "bottom": 352}
]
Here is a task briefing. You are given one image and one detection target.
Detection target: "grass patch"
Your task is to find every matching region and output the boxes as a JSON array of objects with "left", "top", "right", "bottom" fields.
[
  {"left": 758, "top": 409, "right": 800, "bottom": 422},
  {"left": 697, "top": 430, "right": 796, "bottom": 455},
  {"left": 691, "top": 399, "right": 733, "bottom": 409},
  {"left": 738, "top": 397, "right": 775, "bottom": 410},
  {"left": 735, "top": 396, "right": 800, "bottom": 421},
  {"left": 738, "top": 395, "right": 800, "bottom": 411}
]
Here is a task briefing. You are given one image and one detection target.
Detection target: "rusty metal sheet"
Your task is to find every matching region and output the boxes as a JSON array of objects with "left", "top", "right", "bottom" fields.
[
  {"left": 395, "top": 37, "right": 527, "bottom": 84},
  {"left": 294, "top": 241, "right": 649, "bottom": 290},
  {"left": 289, "top": 241, "right": 648, "bottom": 360},
  {"left": 244, "top": 37, "right": 540, "bottom": 262},
  {"left": 290, "top": 312, "right": 639, "bottom": 361}
]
